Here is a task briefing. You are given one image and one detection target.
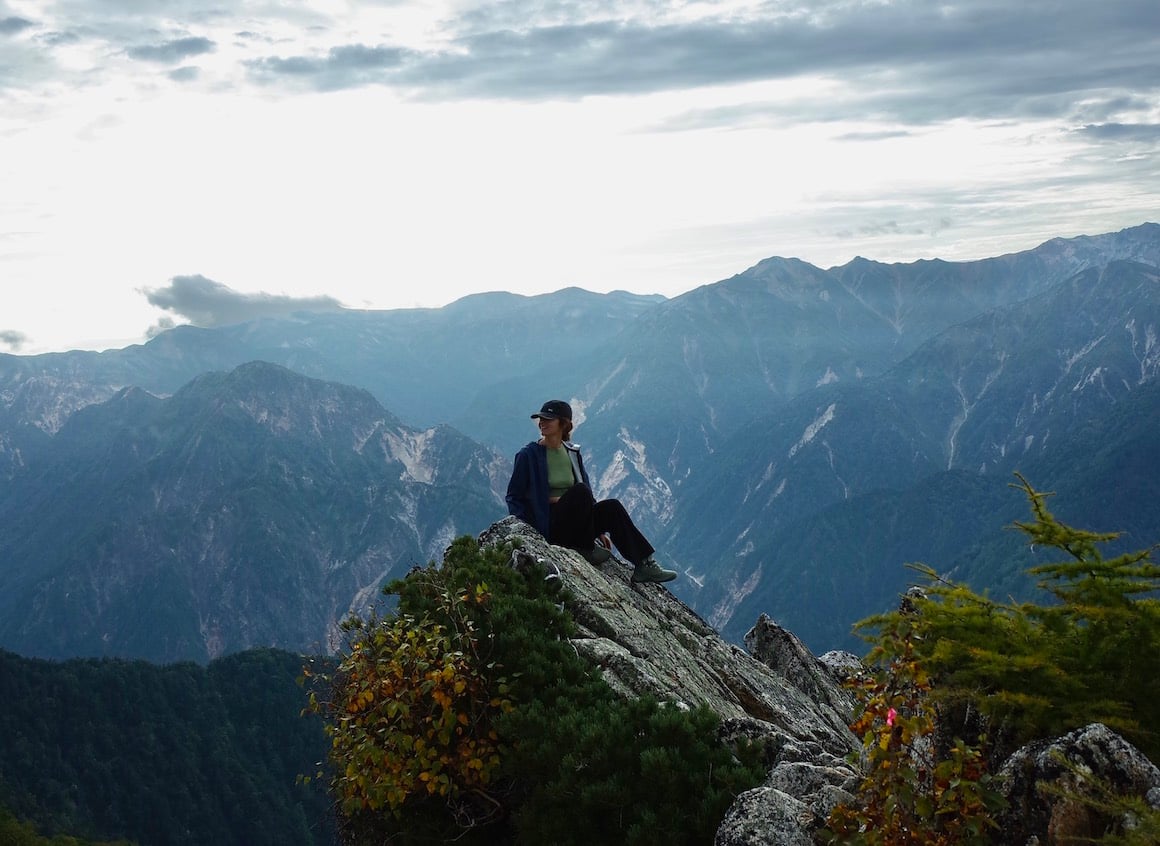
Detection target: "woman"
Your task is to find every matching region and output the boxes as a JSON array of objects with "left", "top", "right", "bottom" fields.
[{"left": 505, "top": 399, "right": 677, "bottom": 584}]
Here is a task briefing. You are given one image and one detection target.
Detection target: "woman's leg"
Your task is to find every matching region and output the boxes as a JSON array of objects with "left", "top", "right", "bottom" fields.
[
  {"left": 548, "top": 484, "right": 598, "bottom": 550},
  {"left": 593, "top": 498, "right": 655, "bottom": 566}
]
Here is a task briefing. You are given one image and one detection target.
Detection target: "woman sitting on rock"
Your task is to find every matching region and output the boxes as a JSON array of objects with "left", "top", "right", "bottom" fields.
[{"left": 505, "top": 399, "right": 677, "bottom": 584}]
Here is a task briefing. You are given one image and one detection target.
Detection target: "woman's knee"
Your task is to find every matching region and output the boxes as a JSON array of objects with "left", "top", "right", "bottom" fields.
[
  {"left": 595, "top": 498, "right": 630, "bottom": 519},
  {"left": 561, "top": 484, "right": 595, "bottom": 506}
]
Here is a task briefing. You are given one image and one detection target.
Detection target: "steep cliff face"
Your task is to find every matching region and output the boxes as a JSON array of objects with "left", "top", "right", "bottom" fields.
[
  {"left": 0, "top": 362, "right": 507, "bottom": 663},
  {"left": 478, "top": 516, "right": 861, "bottom": 842}
]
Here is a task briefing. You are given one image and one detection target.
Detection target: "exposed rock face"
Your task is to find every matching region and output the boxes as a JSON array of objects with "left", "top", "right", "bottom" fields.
[
  {"left": 714, "top": 787, "right": 816, "bottom": 846},
  {"left": 745, "top": 613, "right": 858, "bottom": 722},
  {"left": 478, "top": 520, "right": 1160, "bottom": 846},
  {"left": 478, "top": 517, "right": 860, "bottom": 844},
  {"left": 996, "top": 722, "right": 1160, "bottom": 846}
]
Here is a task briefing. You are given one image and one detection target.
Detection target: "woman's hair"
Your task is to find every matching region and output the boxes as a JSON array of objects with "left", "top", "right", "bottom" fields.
[{"left": 561, "top": 419, "right": 574, "bottom": 441}]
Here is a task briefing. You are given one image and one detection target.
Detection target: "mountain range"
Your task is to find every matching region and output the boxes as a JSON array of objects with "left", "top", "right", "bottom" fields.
[
  {"left": 0, "top": 363, "right": 503, "bottom": 662},
  {"left": 679, "top": 258, "right": 1160, "bottom": 645},
  {"left": 2, "top": 222, "right": 1158, "bottom": 660}
]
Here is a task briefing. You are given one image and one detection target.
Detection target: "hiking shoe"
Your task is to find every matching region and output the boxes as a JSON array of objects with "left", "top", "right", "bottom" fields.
[
  {"left": 632, "top": 556, "right": 677, "bottom": 583},
  {"left": 581, "top": 545, "right": 612, "bottom": 566}
]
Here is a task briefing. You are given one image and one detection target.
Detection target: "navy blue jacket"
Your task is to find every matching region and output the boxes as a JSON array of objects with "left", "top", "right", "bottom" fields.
[{"left": 505, "top": 441, "right": 591, "bottom": 538}]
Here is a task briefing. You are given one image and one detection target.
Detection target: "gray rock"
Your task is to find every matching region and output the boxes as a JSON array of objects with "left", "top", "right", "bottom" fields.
[
  {"left": 818, "top": 650, "right": 864, "bottom": 684},
  {"left": 995, "top": 722, "right": 1160, "bottom": 845},
  {"left": 478, "top": 517, "right": 860, "bottom": 843},
  {"left": 714, "top": 787, "right": 816, "bottom": 846},
  {"left": 745, "top": 614, "right": 858, "bottom": 720}
]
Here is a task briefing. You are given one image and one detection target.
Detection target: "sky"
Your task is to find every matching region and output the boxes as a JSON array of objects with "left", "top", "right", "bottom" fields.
[{"left": 2, "top": 0, "right": 1158, "bottom": 355}]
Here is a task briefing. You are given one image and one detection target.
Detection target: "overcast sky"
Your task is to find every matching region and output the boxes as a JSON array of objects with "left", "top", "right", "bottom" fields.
[{"left": 2, "top": 0, "right": 1158, "bottom": 354}]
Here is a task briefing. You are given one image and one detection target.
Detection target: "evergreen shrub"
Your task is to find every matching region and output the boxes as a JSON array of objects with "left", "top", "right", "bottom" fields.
[
  {"left": 0, "top": 806, "right": 133, "bottom": 846},
  {"left": 861, "top": 474, "right": 1160, "bottom": 762},
  {"left": 312, "top": 535, "right": 765, "bottom": 845},
  {"left": 825, "top": 474, "right": 1160, "bottom": 845}
]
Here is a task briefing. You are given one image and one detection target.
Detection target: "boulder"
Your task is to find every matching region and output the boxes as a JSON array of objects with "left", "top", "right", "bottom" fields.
[
  {"left": 714, "top": 787, "right": 816, "bottom": 846},
  {"left": 745, "top": 614, "right": 858, "bottom": 721},
  {"left": 995, "top": 722, "right": 1160, "bottom": 845},
  {"left": 818, "top": 650, "right": 864, "bottom": 684}
]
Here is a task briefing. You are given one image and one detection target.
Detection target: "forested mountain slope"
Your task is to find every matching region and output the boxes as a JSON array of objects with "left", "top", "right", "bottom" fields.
[{"left": 0, "top": 648, "right": 331, "bottom": 846}]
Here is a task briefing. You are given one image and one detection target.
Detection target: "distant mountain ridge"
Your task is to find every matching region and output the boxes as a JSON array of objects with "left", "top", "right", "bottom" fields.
[
  {"left": 671, "top": 258, "right": 1160, "bottom": 646},
  {"left": 0, "top": 287, "right": 664, "bottom": 439},
  {"left": 0, "top": 362, "right": 504, "bottom": 662},
  {"left": 1, "top": 223, "right": 1158, "bottom": 658}
]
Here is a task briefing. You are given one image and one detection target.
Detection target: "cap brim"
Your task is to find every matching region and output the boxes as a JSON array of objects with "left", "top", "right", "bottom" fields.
[{"left": 531, "top": 412, "right": 560, "bottom": 420}]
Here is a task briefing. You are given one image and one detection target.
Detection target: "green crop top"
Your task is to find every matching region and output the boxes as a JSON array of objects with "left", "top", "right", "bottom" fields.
[{"left": 546, "top": 446, "right": 576, "bottom": 498}]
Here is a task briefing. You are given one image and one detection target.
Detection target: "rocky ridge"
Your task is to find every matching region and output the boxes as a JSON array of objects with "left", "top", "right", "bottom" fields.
[
  {"left": 479, "top": 516, "right": 862, "bottom": 842},
  {"left": 478, "top": 517, "right": 1160, "bottom": 845}
]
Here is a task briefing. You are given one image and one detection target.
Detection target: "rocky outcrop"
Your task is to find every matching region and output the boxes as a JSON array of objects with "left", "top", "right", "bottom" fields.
[
  {"left": 745, "top": 613, "right": 859, "bottom": 723},
  {"left": 479, "top": 519, "right": 1160, "bottom": 846},
  {"left": 478, "top": 517, "right": 860, "bottom": 844},
  {"left": 996, "top": 722, "right": 1160, "bottom": 845}
]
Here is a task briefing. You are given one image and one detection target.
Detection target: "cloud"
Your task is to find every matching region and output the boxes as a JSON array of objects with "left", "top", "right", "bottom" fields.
[
  {"left": 0, "top": 15, "right": 34, "bottom": 35},
  {"left": 146, "top": 316, "right": 176, "bottom": 339},
  {"left": 832, "top": 220, "right": 934, "bottom": 240},
  {"left": 1075, "top": 123, "right": 1160, "bottom": 143},
  {"left": 142, "top": 275, "right": 346, "bottom": 331},
  {"left": 0, "top": 330, "right": 28, "bottom": 351},
  {"left": 835, "top": 130, "right": 915, "bottom": 143},
  {"left": 246, "top": 43, "right": 411, "bottom": 90},
  {"left": 168, "top": 65, "right": 200, "bottom": 82},
  {"left": 126, "top": 35, "right": 215, "bottom": 63},
  {"left": 40, "top": 30, "right": 81, "bottom": 46},
  {"left": 226, "top": 0, "right": 1160, "bottom": 137},
  {"left": 9, "top": 0, "right": 1159, "bottom": 134}
]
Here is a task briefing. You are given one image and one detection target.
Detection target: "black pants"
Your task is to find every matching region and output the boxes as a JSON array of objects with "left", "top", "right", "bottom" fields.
[{"left": 548, "top": 484, "right": 655, "bottom": 566}]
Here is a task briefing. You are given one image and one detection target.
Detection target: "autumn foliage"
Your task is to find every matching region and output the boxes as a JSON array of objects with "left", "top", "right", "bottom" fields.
[
  {"left": 306, "top": 536, "right": 764, "bottom": 845},
  {"left": 820, "top": 611, "right": 1004, "bottom": 846},
  {"left": 307, "top": 577, "right": 512, "bottom": 817}
]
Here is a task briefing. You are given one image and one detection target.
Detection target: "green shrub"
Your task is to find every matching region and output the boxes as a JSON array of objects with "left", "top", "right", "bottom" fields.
[
  {"left": 311, "top": 536, "right": 764, "bottom": 844},
  {"left": 0, "top": 806, "right": 133, "bottom": 846},
  {"left": 860, "top": 474, "right": 1160, "bottom": 761},
  {"left": 826, "top": 474, "right": 1160, "bottom": 845}
]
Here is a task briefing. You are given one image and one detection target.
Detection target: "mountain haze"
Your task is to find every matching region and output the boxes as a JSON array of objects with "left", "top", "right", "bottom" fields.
[
  {"left": 674, "top": 259, "right": 1160, "bottom": 646},
  {"left": 0, "top": 362, "right": 504, "bottom": 662},
  {"left": 0, "top": 287, "right": 663, "bottom": 445},
  {"left": 1, "top": 223, "right": 1158, "bottom": 658},
  {"left": 554, "top": 225, "right": 1160, "bottom": 532}
]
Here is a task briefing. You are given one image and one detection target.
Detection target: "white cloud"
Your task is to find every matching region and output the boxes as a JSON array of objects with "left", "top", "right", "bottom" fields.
[{"left": 1, "top": 0, "right": 1157, "bottom": 353}]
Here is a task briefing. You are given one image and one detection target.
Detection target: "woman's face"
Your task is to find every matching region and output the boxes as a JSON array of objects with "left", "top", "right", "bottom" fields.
[{"left": 537, "top": 416, "right": 563, "bottom": 439}]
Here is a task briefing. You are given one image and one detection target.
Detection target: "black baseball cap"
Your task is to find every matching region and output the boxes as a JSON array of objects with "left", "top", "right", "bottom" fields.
[{"left": 531, "top": 400, "right": 572, "bottom": 421}]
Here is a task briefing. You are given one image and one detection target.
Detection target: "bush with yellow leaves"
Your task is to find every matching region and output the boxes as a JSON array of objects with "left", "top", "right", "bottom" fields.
[{"left": 306, "top": 567, "right": 513, "bottom": 836}]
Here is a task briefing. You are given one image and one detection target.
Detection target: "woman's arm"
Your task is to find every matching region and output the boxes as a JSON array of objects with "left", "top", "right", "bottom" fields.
[{"left": 505, "top": 448, "right": 532, "bottom": 521}]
